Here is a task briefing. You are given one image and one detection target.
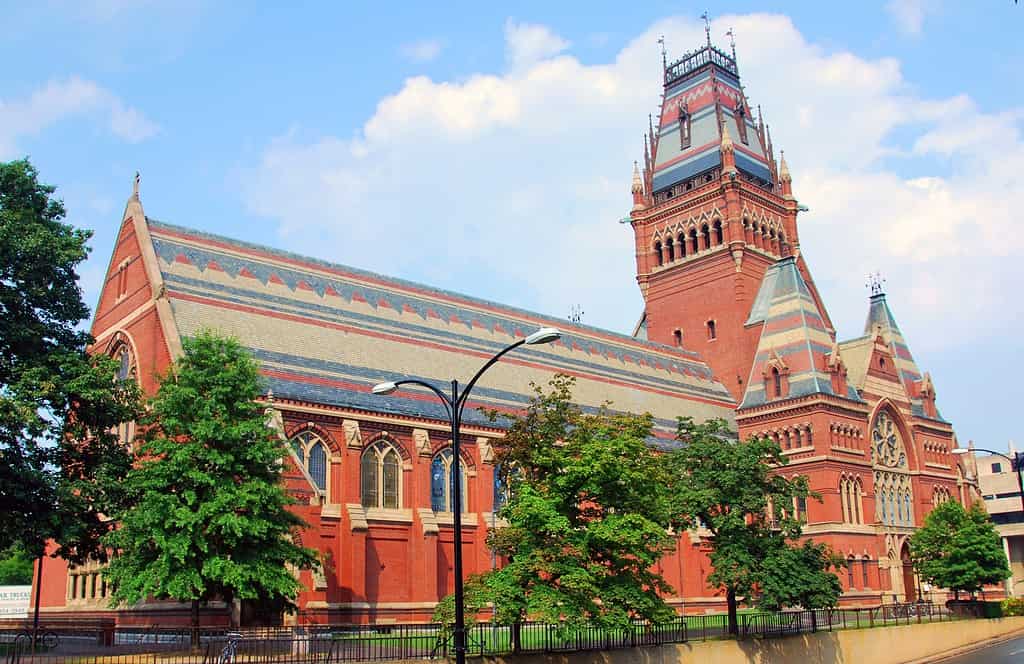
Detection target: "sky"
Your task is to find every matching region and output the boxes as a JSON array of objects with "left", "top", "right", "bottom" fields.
[{"left": 2, "top": 0, "right": 1021, "bottom": 451}]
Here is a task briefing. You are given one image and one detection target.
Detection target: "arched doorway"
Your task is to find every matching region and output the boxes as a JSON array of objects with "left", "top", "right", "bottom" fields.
[{"left": 901, "top": 542, "right": 916, "bottom": 603}]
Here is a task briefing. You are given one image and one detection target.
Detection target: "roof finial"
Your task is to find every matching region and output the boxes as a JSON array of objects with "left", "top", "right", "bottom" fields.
[
  {"left": 779, "top": 150, "right": 791, "bottom": 182},
  {"left": 631, "top": 161, "right": 643, "bottom": 194},
  {"left": 701, "top": 11, "right": 712, "bottom": 47},
  {"left": 866, "top": 271, "right": 886, "bottom": 296},
  {"left": 725, "top": 27, "right": 737, "bottom": 68},
  {"left": 132, "top": 171, "right": 140, "bottom": 200}
]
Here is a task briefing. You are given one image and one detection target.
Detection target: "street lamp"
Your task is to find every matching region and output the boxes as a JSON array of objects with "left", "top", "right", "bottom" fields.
[
  {"left": 372, "top": 326, "right": 561, "bottom": 664},
  {"left": 952, "top": 447, "right": 1024, "bottom": 515}
]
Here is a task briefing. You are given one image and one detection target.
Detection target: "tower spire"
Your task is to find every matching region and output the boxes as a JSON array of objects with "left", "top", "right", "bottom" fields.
[{"left": 631, "top": 161, "right": 646, "bottom": 212}]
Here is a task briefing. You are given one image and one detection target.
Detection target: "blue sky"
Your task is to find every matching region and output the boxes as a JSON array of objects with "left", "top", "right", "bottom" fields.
[{"left": 2, "top": 1, "right": 1021, "bottom": 451}]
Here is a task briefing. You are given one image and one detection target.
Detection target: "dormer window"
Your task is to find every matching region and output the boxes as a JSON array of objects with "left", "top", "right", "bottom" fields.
[
  {"left": 772, "top": 367, "right": 782, "bottom": 397},
  {"left": 706, "top": 320, "right": 717, "bottom": 340},
  {"left": 678, "top": 103, "right": 692, "bottom": 150},
  {"left": 734, "top": 101, "right": 749, "bottom": 145},
  {"left": 673, "top": 329, "right": 683, "bottom": 347}
]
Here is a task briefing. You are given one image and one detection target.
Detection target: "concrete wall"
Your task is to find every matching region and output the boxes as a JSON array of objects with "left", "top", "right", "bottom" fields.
[{"left": 481, "top": 617, "right": 1024, "bottom": 664}]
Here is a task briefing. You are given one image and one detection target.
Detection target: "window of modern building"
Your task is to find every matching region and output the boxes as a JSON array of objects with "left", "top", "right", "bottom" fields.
[{"left": 992, "top": 462, "right": 1003, "bottom": 473}]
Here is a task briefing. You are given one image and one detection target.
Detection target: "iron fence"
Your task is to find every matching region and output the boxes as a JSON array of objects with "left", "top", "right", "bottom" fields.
[{"left": 0, "top": 602, "right": 970, "bottom": 664}]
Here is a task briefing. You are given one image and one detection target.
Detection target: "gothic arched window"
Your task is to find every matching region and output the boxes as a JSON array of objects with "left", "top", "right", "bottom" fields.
[
  {"left": 713, "top": 220, "right": 724, "bottom": 245},
  {"left": 361, "top": 440, "right": 401, "bottom": 509},
  {"left": 290, "top": 431, "right": 328, "bottom": 492},
  {"left": 654, "top": 241, "right": 663, "bottom": 266},
  {"left": 431, "top": 448, "right": 467, "bottom": 513},
  {"left": 111, "top": 342, "right": 137, "bottom": 446}
]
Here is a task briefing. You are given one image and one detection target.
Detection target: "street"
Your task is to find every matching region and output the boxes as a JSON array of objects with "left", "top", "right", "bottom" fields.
[{"left": 934, "top": 635, "right": 1024, "bottom": 663}]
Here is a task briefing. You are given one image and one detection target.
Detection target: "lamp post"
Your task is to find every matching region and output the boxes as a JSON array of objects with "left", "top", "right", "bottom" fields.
[
  {"left": 952, "top": 447, "right": 1024, "bottom": 515},
  {"left": 372, "top": 326, "right": 561, "bottom": 664}
]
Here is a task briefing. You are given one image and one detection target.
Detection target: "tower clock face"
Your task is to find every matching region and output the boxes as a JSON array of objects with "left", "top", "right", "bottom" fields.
[{"left": 872, "top": 412, "right": 905, "bottom": 468}]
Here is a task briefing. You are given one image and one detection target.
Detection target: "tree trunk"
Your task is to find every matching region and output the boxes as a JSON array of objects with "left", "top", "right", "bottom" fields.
[
  {"left": 511, "top": 621, "right": 522, "bottom": 654},
  {"left": 190, "top": 599, "right": 200, "bottom": 650},
  {"left": 727, "top": 587, "right": 739, "bottom": 637}
]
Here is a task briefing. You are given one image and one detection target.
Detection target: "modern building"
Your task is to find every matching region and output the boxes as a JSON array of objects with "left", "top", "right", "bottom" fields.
[
  {"left": 976, "top": 444, "right": 1024, "bottom": 597},
  {"left": 34, "top": 35, "right": 980, "bottom": 625}
]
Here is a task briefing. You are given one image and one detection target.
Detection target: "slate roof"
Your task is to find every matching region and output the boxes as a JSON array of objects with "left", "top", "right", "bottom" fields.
[
  {"left": 652, "top": 46, "right": 773, "bottom": 195},
  {"left": 145, "top": 219, "right": 737, "bottom": 441},
  {"left": 739, "top": 257, "right": 863, "bottom": 409},
  {"left": 839, "top": 293, "right": 945, "bottom": 422}
]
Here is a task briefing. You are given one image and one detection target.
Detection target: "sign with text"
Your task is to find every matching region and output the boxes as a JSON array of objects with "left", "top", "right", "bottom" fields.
[{"left": 0, "top": 586, "right": 31, "bottom": 617}]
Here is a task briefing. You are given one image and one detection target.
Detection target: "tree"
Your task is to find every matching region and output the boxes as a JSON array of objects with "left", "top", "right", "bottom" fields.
[
  {"left": 758, "top": 540, "right": 845, "bottom": 615},
  {"left": 910, "top": 500, "right": 1010, "bottom": 598},
  {"left": 455, "top": 376, "right": 679, "bottom": 632},
  {"left": 0, "top": 546, "right": 34, "bottom": 585},
  {"left": 666, "top": 418, "right": 841, "bottom": 635},
  {"left": 103, "top": 332, "right": 316, "bottom": 638},
  {"left": 0, "top": 158, "right": 140, "bottom": 562}
]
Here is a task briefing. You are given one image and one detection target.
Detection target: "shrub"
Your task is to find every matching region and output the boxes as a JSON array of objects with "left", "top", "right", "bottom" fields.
[{"left": 1001, "top": 597, "right": 1024, "bottom": 616}]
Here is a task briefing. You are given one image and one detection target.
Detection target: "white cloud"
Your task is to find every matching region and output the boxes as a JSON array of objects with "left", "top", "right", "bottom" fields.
[
  {"left": 885, "top": 0, "right": 936, "bottom": 36},
  {"left": 399, "top": 39, "right": 444, "bottom": 63},
  {"left": 504, "top": 20, "right": 570, "bottom": 69},
  {"left": 240, "top": 12, "right": 1024, "bottom": 358},
  {"left": 0, "top": 77, "right": 158, "bottom": 157}
]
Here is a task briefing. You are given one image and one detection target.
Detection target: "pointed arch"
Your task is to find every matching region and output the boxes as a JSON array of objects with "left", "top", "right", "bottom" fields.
[{"left": 361, "top": 438, "right": 404, "bottom": 509}]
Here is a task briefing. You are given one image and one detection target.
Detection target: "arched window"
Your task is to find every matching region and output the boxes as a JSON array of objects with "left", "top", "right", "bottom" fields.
[
  {"left": 854, "top": 478, "right": 863, "bottom": 524},
  {"left": 700, "top": 223, "right": 710, "bottom": 251},
  {"left": 290, "top": 431, "right": 328, "bottom": 492},
  {"left": 848, "top": 556, "right": 856, "bottom": 588},
  {"left": 677, "top": 233, "right": 687, "bottom": 258},
  {"left": 361, "top": 440, "right": 401, "bottom": 509},
  {"left": 111, "top": 342, "right": 136, "bottom": 446},
  {"left": 665, "top": 237, "right": 674, "bottom": 262},
  {"left": 903, "top": 491, "right": 912, "bottom": 525},
  {"left": 689, "top": 228, "right": 699, "bottom": 254},
  {"left": 654, "top": 241, "right": 663, "bottom": 266},
  {"left": 431, "top": 448, "right": 467, "bottom": 513},
  {"left": 706, "top": 320, "right": 717, "bottom": 340},
  {"left": 772, "top": 367, "right": 782, "bottom": 398},
  {"left": 862, "top": 556, "right": 871, "bottom": 587},
  {"left": 713, "top": 220, "right": 724, "bottom": 245},
  {"left": 759, "top": 224, "right": 767, "bottom": 249}
]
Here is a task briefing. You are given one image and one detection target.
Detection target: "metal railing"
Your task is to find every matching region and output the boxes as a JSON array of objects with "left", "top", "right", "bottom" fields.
[{"left": 0, "top": 602, "right": 971, "bottom": 664}]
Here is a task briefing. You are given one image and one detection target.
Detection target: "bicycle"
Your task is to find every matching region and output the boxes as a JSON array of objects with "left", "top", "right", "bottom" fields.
[
  {"left": 217, "top": 632, "right": 242, "bottom": 664},
  {"left": 12, "top": 629, "right": 59, "bottom": 652}
]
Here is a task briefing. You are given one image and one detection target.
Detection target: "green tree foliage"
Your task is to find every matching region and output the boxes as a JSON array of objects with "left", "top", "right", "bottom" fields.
[
  {"left": 453, "top": 376, "right": 678, "bottom": 631},
  {"left": 666, "top": 418, "right": 842, "bottom": 635},
  {"left": 103, "top": 332, "right": 316, "bottom": 632},
  {"left": 758, "top": 540, "right": 845, "bottom": 612},
  {"left": 910, "top": 500, "right": 1010, "bottom": 597},
  {"left": 0, "top": 546, "right": 34, "bottom": 585},
  {"left": 0, "top": 159, "right": 140, "bottom": 561}
]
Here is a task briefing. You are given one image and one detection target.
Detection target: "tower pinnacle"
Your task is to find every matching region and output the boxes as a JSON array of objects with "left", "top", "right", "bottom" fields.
[{"left": 631, "top": 161, "right": 646, "bottom": 211}]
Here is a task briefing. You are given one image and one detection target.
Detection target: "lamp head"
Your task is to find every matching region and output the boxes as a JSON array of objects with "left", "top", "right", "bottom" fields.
[
  {"left": 524, "top": 327, "right": 561, "bottom": 345},
  {"left": 951, "top": 448, "right": 969, "bottom": 455},
  {"left": 371, "top": 381, "right": 398, "bottom": 395}
]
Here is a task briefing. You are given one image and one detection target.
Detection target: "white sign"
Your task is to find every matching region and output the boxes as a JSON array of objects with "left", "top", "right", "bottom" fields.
[{"left": 0, "top": 586, "right": 31, "bottom": 617}]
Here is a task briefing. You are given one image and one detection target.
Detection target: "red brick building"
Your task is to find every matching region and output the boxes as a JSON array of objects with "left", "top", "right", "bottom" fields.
[{"left": 34, "top": 39, "right": 979, "bottom": 625}]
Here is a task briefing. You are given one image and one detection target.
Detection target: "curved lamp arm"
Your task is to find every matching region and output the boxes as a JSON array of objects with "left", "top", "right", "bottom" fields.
[
  {"left": 387, "top": 379, "right": 454, "bottom": 419},
  {"left": 456, "top": 339, "right": 526, "bottom": 419}
]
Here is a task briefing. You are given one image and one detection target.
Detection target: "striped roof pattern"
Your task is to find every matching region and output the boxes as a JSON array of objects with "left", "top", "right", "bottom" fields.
[
  {"left": 145, "top": 220, "right": 736, "bottom": 439},
  {"left": 740, "top": 257, "right": 863, "bottom": 409},
  {"left": 864, "top": 294, "right": 923, "bottom": 389},
  {"left": 652, "top": 47, "right": 772, "bottom": 194}
]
